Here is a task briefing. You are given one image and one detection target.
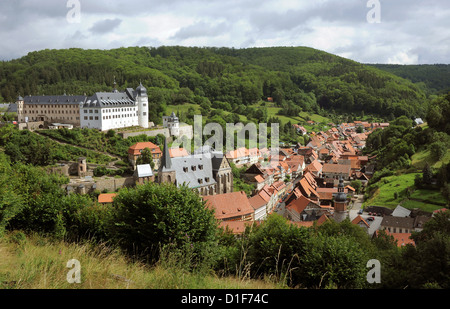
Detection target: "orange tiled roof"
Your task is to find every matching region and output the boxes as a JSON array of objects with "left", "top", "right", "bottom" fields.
[
  {"left": 128, "top": 142, "right": 162, "bottom": 156},
  {"left": 203, "top": 191, "right": 254, "bottom": 220},
  {"left": 98, "top": 193, "right": 117, "bottom": 203},
  {"left": 286, "top": 195, "right": 319, "bottom": 214},
  {"left": 169, "top": 147, "right": 189, "bottom": 158}
]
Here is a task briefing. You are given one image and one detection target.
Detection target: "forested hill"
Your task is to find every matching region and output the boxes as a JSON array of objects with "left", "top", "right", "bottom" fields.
[
  {"left": 368, "top": 63, "right": 450, "bottom": 95},
  {"left": 0, "top": 46, "right": 429, "bottom": 120}
]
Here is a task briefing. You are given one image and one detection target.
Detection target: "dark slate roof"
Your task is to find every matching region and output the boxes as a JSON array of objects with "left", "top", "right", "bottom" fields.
[
  {"left": 83, "top": 91, "right": 135, "bottom": 108},
  {"left": 381, "top": 216, "right": 414, "bottom": 229},
  {"left": 159, "top": 138, "right": 174, "bottom": 172},
  {"left": 21, "top": 85, "right": 142, "bottom": 108},
  {"left": 171, "top": 153, "right": 217, "bottom": 188},
  {"left": 24, "top": 95, "right": 86, "bottom": 105},
  {"left": 6, "top": 103, "right": 17, "bottom": 113},
  {"left": 136, "top": 83, "right": 147, "bottom": 96}
]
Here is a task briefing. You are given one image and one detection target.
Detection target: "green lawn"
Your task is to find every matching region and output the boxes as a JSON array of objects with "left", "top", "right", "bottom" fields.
[
  {"left": 364, "top": 172, "right": 446, "bottom": 213},
  {"left": 411, "top": 147, "right": 450, "bottom": 170},
  {"left": 365, "top": 173, "right": 419, "bottom": 208},
  {"left": 166, "top": 102, "right": 332, "bottom": 130},
  {"left": 166, "top": 103, "right": 201, "bottom": 116}
]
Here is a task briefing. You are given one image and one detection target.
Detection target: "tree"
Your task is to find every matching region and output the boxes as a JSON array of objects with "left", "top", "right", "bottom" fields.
[
  {"left": 109, "top": 182, "right": 218, "bottom": 263},
  {"left": 245, "top": 213, "right": 311, "bottom": 287},
  {"left": 430, "top": 141, "right": 447, "bottom": 161},
  {"left": 136, "top": 147, "right": 155, "bottom": 169},
  {"left": 422, "top": 162, "right": 433, "bottom": 185},
  {"left": 350, "top": 179, "right": 362, "bottom": 194}
]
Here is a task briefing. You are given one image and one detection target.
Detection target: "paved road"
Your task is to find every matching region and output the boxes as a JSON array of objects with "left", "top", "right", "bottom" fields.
[
  {"left": 349, "top": 194, "right": 364, "bottom": 221},
  {"left": 349, "top": 194, "right": 383, "bottom": 236}
]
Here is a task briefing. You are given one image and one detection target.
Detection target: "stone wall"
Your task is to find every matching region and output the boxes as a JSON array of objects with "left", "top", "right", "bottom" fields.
[
  {"left": 118, "top": 124, "right": 193, "bottom": 140},
  {"left": 63, "top": 176, "right": 136, "bottom": 195},
  {"left": 119, "top": 128, "right": 170, "bottom": 139},
  {"left": 94, "top": 176, "right": 135, "bottom": 192}
]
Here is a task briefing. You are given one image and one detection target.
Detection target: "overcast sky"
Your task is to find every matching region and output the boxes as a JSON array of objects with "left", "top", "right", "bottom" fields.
[{"left": 1, "top": 0, "right": 449, "bottom": 64}]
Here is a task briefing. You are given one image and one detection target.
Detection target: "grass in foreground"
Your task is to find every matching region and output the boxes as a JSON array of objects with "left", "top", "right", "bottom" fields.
[{"left": 0, "top": 232, "right": 284, "bottom": 289}]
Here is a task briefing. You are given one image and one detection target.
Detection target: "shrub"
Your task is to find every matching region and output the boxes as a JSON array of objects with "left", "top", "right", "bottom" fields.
[{"left": 109, "top": 182, "right": 218, "bottom": 265}]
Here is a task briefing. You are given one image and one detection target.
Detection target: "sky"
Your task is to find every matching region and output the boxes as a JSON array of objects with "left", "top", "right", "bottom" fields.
[{"left": 0, "top": 0, "right": 449, "bottom": 64}]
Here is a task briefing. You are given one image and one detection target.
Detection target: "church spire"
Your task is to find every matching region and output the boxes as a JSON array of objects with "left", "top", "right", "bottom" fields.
[{"left": 160, "top": 137, "right": 173, "bottom": 171}]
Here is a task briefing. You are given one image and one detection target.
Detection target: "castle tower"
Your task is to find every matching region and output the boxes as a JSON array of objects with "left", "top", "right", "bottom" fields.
[
  {"left": 136, "top": 82, "right": 149, "bottom": 129},
  {"left": 168, "top": 112, "right": 179, "bottom": 136},
  {"left": 158, "top": 138, "right": 176, "bottom": 184},
  {"left": 16, "top": 95, "right": 24, "bottom": 122},
  {"left": 333, "top": 176, "right": 348, "bottom": 222}
]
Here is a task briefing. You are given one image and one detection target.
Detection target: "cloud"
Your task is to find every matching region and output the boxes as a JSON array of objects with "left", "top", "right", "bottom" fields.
[
  {"left": 171, "top": 21, "right": 229, "bottom": 40},
  {"left": 89, "top": 18, "right": 122, "bottom": 34},
  {"left": 0, "top": 0, "right": 449, "bottom": 64}
]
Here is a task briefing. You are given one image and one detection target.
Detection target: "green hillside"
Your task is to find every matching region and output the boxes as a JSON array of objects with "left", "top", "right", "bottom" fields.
[
  {"left": 0, "top": 46, "right": 429, "bottom": 123},
  {"left": 369, "top": 63, "right": 450, "bottom": 95}
]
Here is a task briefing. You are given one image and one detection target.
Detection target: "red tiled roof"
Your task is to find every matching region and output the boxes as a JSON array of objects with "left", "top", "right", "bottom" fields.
[
  {"left": 219, "top": 221, "right": 255, "bottom": 234},
  {"left": 286, "top": 195, "right": 318, "bottom": 214},
  {"left": 98, "top": 193, "right": 117, "bottom": 203},
  {"left": 203, "top": 191, "right": 254, "bottom": 220},
  {"left": 128, "top": 142, "right": 161, "bottom": 155},
  {"left": 352, "top": 215, "right": 369, "bottom": 228},
  {"left": 169, "top": 147, "right": 189, "bottom": 158},
  {"left": 248, "top": 194, "right": 267, "bottom": 209},
  {"left": 254, "top": 175, "right": 265, "bottom": 183}
]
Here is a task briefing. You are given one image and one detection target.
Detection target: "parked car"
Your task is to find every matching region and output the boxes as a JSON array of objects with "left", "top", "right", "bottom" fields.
[
  {"left": 367, "top": 216, "right": 375, "bottom": 221},
  {"left": 358, "top": 209, "right": 363, "bottom": 214}
]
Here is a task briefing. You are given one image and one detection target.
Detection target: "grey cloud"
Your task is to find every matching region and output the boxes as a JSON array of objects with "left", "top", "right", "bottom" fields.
[
  {"left": 89, "top": 18, "right": 122, "bottom": 34},
  {"left": 171, "top": 21, "right": 229, "bottom": 40}
]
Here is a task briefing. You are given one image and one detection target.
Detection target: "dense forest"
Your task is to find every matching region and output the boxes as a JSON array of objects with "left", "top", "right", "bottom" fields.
[
  {"left": 0, "top": 46, "right": 431, "bottom": 123},
  {"left": 370, "top": 63, "right": 450, "bottom": 95}
]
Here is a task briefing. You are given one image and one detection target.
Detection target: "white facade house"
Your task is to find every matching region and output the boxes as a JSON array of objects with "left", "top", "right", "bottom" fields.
[
  {"left": 16, "top": 83, "right": 150, "bottom": 132},
  {"left": 80, "top": 83, "right": 149, "bottom": 131}
]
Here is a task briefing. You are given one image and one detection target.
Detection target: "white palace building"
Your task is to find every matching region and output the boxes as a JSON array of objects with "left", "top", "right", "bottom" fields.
[{"left": 16, "top": 82, "right": 149, "bottom": 131}]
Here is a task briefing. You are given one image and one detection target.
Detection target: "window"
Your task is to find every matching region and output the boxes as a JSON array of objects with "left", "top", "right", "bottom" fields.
[
  {"left": 183, "top": 167, "right": 188, "bottom": 173},
  {"left": 191, "top": 166, "right": 196, "bottom": 171}
]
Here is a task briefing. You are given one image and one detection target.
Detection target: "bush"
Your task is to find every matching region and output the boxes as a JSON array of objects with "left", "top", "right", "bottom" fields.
[{"left": 109, "top": 182, "right": 218, "bottom": 265}]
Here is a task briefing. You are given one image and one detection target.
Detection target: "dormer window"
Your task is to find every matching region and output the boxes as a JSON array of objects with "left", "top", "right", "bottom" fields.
[
  {"left": 183, "top": 167, "right": 188, "bottom": 173},
  {"left": 205, "top": 177, "right": 210, "bottom": 182},
  {"left": 198, "top": 165, "right": 203, "bottom": 170},
  {"left": 191, "top": 165, "right": 197, "bottom": 171}
]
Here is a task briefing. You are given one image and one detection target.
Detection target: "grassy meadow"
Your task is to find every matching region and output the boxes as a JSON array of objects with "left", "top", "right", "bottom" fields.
[
  {"left": 363, "top": 172, "right": 446, "bottom": 212},
  {"left": 0, "top": 232, "right": 284, "bottom": 290}
]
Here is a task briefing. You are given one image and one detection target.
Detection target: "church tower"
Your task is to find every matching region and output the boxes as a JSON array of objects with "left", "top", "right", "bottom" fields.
[
  {"left": 333, "top": 176, "right": 348, "bottom": 222},
  {"left": 158, "top": 138, "right": 176, "bottom": 185},
  {"left": 135, "top": 82, "right": 149, "bottom": 129}
]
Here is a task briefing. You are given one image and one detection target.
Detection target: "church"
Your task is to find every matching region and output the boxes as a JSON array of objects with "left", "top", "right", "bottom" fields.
[
  {"left": 15, "top": 81, "right": 149, "bottom": 131},
  {"left": 157, "top": 139, "right": 233, "bottom": 196}
]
